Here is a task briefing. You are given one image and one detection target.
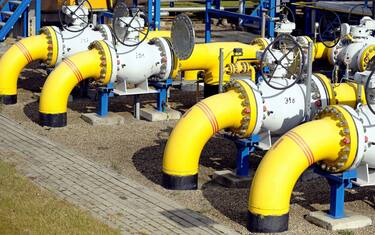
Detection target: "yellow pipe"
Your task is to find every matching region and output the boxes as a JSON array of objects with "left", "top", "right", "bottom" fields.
[
  {"left": 225, "top": 61, "right": 257, "bottom": 81},
  {"left": 39, "top": 41, "right": 113, "bottom": 127},
  {"left": 162, "top": 74, "right": 365, "bottom": 190},
  {"left": 183, "top": 70, "right": 203, "bottom": 81},
  {"left": 162, "top": 80, "right": 259, "bottom": 189},
  {"left": 175, "top": 40, "right": 266, "bottom": 85},
  {"left": 0, "top": 27, "right": 58, "bottom": 104},
  {"left": 247, "top": 105, "right": 359, "bottom": 233},
  {"left": 147, "top": 30, "right": 171, "bottom": 39},
  {"left": 314, "top": 73, "right": 366, "bottom": 106},
  {"left": 313, "top": 42, "right": 331, "bottom": 60}
]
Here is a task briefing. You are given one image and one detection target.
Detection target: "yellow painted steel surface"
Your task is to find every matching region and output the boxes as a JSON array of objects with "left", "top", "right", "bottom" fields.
[
  {"left": 39, "top": 50, "right": 102, "bottom": 114},
  {"left": 184, "top": 70, "right": 202, "bottom": 81},
  {"left": 0, "top": 34, "right": 49, "bottom": 95},
  {"left": 42, "top": 0, "right": 112, "bottom": 11},
  {"left": 248, "top": 105, "right": 358, "bottom": 216},
  {"left": 163, "top": 89, "right": 245, "bottom": 176},
  {"left": 176, "top": 42, "right": 262, "bottom": 85},
  {"left": 147, "top": 30, "right": 171, "bottom": 39},
  {"left": 314, "top": 42, "right": 330, "bottom": 60},
  {"left": 314, "top": 73, "right": 366, "bottom": 106}
]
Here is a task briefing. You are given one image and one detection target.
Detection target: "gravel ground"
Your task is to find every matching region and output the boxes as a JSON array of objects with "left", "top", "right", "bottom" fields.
[{"left": 1, "top": 19, "right": 375, "bottom": 235}]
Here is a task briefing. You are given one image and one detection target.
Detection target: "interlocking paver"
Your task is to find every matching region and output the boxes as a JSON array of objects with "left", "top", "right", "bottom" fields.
[{"left": 0, "top": 115, "right": 239, "bottom": 235}]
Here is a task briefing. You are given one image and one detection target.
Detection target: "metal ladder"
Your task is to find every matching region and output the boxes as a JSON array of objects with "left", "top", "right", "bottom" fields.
[{"left": 0, "top": 0, "right": 32, "bottom": 41}]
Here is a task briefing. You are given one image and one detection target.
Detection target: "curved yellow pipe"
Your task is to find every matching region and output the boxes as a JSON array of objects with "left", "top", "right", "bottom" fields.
[
  {"left": 39, "top": 41, "right": 112, "bottom": 127},
  {"left": 175, "top": 42, "right": 264, "bottom": 85},
  {"left": 0, "top": 35, "right": 48, "bottom": 104},
  {"left": 247, "top": 105, "right": 359, "bottom": 233},
  {"left": 162, "top": 74, "right": 364, "bottom": 190},
  {"left": 0, "top": 27, "right": 58, "bottom": 104},
  {"left": 162, "top": 80, "right": 259, "bottom": 189}
]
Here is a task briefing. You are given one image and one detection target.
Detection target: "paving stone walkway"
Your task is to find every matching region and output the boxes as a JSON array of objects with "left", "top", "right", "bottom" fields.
[{"left": 0, "top": 114, "right": 239, "bottom": 235}]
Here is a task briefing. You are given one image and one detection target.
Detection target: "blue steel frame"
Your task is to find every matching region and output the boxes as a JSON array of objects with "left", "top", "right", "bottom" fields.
[
  {"left": 225, "top": 134, "right": 260, "bottom": 177},
  {"left": 205, "top": 0, "right": 276, "bottom": 42},
  {"left": 314, "top": 168, "right": 357, "bottom": 219}
]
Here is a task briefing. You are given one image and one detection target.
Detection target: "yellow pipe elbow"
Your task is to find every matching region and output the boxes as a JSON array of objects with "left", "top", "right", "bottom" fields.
[
  {"left": 39, "top": 41, "right": 114, "bottom": 127},
  {"left": 0, "top": 34, "right": 49, "bottom": 103},
  {"left": 248, "top": 105, "right": 360, "bottom": 233},
  {"left": 162, "top": 79, "right": 261, "bottom": 189},
  {"left": 0, "top": 26, "right": 58, "bottom": 104},
  {"left": 162, "top": 90, "right": 244, "bottom": 189}
]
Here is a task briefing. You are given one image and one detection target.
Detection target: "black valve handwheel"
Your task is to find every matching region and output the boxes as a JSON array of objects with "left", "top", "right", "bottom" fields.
[
  {"left": 112, "top": 2, "right": 150, "bottom": 47},
  {"left": 58, "top": 0, "right": 93, "bottom": 33},
  {"left": 260, "top": 34, "right": 305, "bottom": 90},
  {"left": 318, "top": 11, "right": 342, "bottom": 48}
]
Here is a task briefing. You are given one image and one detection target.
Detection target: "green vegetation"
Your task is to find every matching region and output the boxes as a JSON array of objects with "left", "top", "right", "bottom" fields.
[{"left": 0, "top": 160, "right": 120, "bottom": 235}]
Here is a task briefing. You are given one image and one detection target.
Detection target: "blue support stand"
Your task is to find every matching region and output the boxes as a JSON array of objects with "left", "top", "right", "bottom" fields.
[
  {"left": 314, "top": 168, "right": 357, "bottom": 219},
  {"left": 150, "top": 79, "right": 173, "bottom": 112},
  {"left": 225, "top": 134, "right": 260, "bottom": 177},
  {"left": 35, "top": 0, "right": 41, "bottom": 34},
  {"left": 148, "top": 0, "right": 161, "bottom": 31},
  {"left": 97, "top": 83, "right": 114, "bottom": 117}
]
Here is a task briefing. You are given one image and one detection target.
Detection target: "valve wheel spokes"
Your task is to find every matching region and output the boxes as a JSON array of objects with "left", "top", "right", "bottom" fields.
[
  {"left": 318, "top": 11, "right": 341, "bottom": 48},
  {"left": 113, "top": 2, "right": 150, "bottom": 47},
  {"left": 59, "top": 0, "right": 93, "bottom": 33},
  {"left": 260, "top": 34, "right": 305, "bottom": 90}
]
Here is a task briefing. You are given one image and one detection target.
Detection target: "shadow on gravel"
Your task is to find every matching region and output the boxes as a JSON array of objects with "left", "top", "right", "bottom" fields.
[
  {"left": 23, "top": 100, "right": 39, "bottom": 124},
  {"left": 201, "top": 181, "right": 249, "bottom": 227},
  {"left": 202, "top": 166, "right": 375, "bottom": 226},
  {"left": 132, "top": 126, "right": 245, "bottom": 186}
]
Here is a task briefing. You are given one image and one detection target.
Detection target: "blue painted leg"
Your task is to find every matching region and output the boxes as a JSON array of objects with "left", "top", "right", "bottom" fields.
[
  {"left": 314, "top": 168, "right": 357, "bottom": 219},
  {"left": 235, "top": 143, "right": 250, "bottom": 177},
  {"left": 328, "top": 179, "right": 345, "bottom": 218},
  {"left": 205, "top": 0, "right": 212, "bottom": 43},
  {"left": 97, "top": 83, "right": 114, "bottom": 117}
]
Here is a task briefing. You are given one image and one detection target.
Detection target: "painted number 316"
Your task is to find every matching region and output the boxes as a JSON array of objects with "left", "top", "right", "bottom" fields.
[{"left": 285, "top": 97, "right": 295, "bottom": 104}]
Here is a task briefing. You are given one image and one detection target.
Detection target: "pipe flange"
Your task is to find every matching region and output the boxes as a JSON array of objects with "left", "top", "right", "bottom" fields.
[
  {"left": 250, "top": 38, "right": 270, "bottom": 50},
  {"left": 358, "top": 44, "right": 375, "bottom": 71},
  {"left": 150, "top": 37, "right": 174, "bottom": 81},
  {"left": 88, "top": 40, "right": 117, "bottom": 85},
  {"left": 40, "top": 26, "right": 59, "bottom": 67},
  {"left": 223, "top": 79, "right": 263, "bottom": 138},
  {"left": 96, "top": 24, "right": 115, "bottom": 45},
  {"left": 314, "top": 105, "right": 364, "bottom": 172}
]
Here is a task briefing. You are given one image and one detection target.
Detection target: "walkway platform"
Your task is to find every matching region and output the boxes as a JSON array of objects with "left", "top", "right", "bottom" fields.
[{"left": 0, "top": 114, "right": 238, "bottom": 235}]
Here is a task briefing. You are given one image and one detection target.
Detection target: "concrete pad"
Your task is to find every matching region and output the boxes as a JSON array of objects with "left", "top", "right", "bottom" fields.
[
  {"left": 305, "top": 211, "right": 372, "bottom": 231},
  {"left": 140, "top": 107, "right": 181, "bottom": 122},
  {"left": 81, "top": 112, "right": 125, "bottom": 126},
  {"left": 212, "top": 170, "right": 252, "bottom": 188}
]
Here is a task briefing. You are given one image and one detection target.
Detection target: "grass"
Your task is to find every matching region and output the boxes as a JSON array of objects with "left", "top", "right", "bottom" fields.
[{"left": 0, "top": 160, "right": 120, "bottom": 235}]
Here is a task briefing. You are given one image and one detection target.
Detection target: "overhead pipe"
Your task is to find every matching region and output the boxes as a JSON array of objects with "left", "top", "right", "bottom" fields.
[
  {"left": 162, "top": 75, "right": 366, "bottom": 190},
  {"left": 247, "top": 105, "right": 368, "bottom": 233}
]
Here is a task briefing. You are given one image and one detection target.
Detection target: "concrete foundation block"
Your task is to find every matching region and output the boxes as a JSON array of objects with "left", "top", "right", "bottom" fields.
[
  {"left": 305, "top": 211, "right": 372, "bottom": 231},
  {"left": 81, "top": 112, "right": 125, "bottom": 126},
  {"left": 140, "top": 108, "right": 181, "bottom": 122},
  {"left": 212, "top": 170, "right": 252, "bottom": 188}
]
